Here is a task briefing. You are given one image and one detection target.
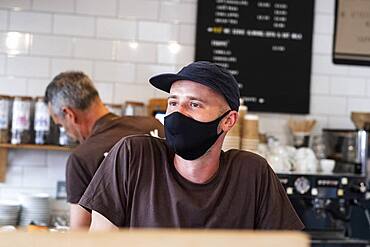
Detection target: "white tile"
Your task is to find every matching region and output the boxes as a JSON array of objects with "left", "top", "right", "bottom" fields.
[
  {"left": 0, "top": 54, "right": 5, "bottom": 75},
  {"left": 139, "top": 21, "right": 178, "bottom": 42},
  {"left": 310, "top": 95, "right": 347, "bottom": 115},
  {"left": 328, "top": 116, "right": 355, "bottom": 129},
  {"left": 7, "top": 56, "right": 49, "bottom": 77},
  {"left": 76, "top": 0, "right": 116, "bottom": 16},
  {"left": 348, "top": 66, "right": 370, "bottom": 77},
  {"left": 116, "top": 41, "right": 156, "bottom": 63},
  {"left": 46, "top": 151, "right": 69, "bottom": 167},
  {"left": 51, "top": 58, "right": 93, "bottom": 77},
  {"left": 311, "top": 75, "right": 330, "bottom": 94},
  {"left": 54, "top": 14, "right": 95, "bottom": 37},
  {"left": 347, "top": 98, "right": 370, "bottom": 113},
  {"left": 27, "top": 79, "right": 49, "bottom": 97},
  {"left": 46, "top": 151, "right": 68, "bottom": 183},
  {"left": 0, "top": 77, "right": 27, "bottom": 95},
  {"left": 9, "top": 11, "right": 52, "bottom": 33},
  {"left": 367, "top": 80, "right": 370, "bottom": 97},
  {"left": 136, "top": 64, "right": 176, "bottom": 84},
  {"left": 97, "top": 18, "right": 136, "bottom": 40},
  {"left": 8, "top": 149, "right": 47, "bottom": 167},
  {"left": 0, "top": 187, "right": 55, "bottom": 201},
  {"left": 94, "top": 61, "right": 135, "bottom": 83},
  {"left": 312, "top": 54, "right": 349, "bottom": 75},
  {"left": 160, "top": 2, "right": 196, "bottom": 24},
  {"left": 23, "top": 167, "right": 52, "bottom": 188},
  {"left": 258, "top": 114, "right": 288, "bottom": 134},
  {"left": 179, "top": 24, "right": 195, "bottom": 45},
  {"left": 113, "top": 83, "right": 155, "bottom": 103},
  {"left": 314, "top": 14, "right": 334, "bottom": 34},
  {"left": 95, "top": 82, "right": 114, "bottom": 103},
  {"left": 30, "top": 35, "right": 73, "bottom": 57},
  {"left": 330, "top": 76, "right": 366, "bottom": 96},
  {"left": 0, "top": 32, "right": 31, "bottom": 55},
  {"left": 119, "top": 0, "right": 159, "bottom": 20},
  {"left": 0, "top": 0, "right": 31, "bottom": 10},
  {"left": 32, "top": 0, "right": 74, "bottom": 13},
  {"left": 3, "top": 165, "right": 22, "bottom": 186},
  {"left": 315, "top": 0, "right": 335, "bottom": 14},
  {"left": 73, "top": 38, "right": 115, "bottom": 60},
  {"left": 157, "top": 44, "right": 194, "bottom": 65},
  {"left": 153, "top": 88, "right": 169, "bottom": 98},
  {"left": 312, "top": 34, "right": 332, "bottom": 55},
  {"left": 0, "top": 10, "right": 8, "bottom": 30}
]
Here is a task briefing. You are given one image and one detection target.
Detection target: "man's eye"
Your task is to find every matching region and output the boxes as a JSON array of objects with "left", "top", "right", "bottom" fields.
[
  {"left": 168, "top": 101, "right": 177, "bottom": 106},
  {"left": 190, "top": 102, "right": 200, "bottom": 108}
]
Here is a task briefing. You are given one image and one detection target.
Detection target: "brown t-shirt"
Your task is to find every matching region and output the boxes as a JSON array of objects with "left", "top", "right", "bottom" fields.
[
  {"left": 79, "top": 135, "right": 304, "bottom": 230},
  {"left": 66, "top": 113, "right": 164, "bottom": 204}
]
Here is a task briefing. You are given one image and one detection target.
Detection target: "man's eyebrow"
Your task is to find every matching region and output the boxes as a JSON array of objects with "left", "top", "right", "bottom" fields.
[
  {"left": 188, "top": 96, "right": 206, "bottom": 102},
  {"left": 168, "top": 95, "right": 177, "bottom": 100}
]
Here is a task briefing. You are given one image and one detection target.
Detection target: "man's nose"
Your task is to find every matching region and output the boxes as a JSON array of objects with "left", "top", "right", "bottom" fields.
[{"left": 176, "top": 104, "right": 191, "bottom": 118}]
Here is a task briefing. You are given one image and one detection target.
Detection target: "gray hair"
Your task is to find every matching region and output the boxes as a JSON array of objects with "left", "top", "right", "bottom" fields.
[{"left": 45, "top": 71, "right": 99, "bottom": 117}]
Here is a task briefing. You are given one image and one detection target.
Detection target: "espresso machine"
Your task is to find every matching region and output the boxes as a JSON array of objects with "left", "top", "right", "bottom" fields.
[{"left": 277, "top": 128, "right": 370, "bottom": 246}]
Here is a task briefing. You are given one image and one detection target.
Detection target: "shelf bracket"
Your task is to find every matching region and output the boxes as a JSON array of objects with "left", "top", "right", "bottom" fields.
[{"left": 0, "top": 147, "right": 8, "bottom": 182}]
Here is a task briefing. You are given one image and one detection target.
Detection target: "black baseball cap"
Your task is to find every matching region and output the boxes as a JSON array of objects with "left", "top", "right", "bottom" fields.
[{"left": 149, "top": 61, "right": 240, "bottom": 111}]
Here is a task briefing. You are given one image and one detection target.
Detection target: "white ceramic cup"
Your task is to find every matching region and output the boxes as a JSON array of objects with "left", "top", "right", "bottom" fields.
[{"left": 320, "top": 159, "right": 335, "bottom": 173}]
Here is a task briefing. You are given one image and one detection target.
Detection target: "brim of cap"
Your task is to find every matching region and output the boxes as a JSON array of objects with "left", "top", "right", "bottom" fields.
[{"left": 149, "top": 73, "right": 194, "bottom": 93}]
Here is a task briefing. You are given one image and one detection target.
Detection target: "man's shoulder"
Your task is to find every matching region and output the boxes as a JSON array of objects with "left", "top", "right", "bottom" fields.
[
  {"left": 115, "top": 134, "right": 167, "bottom": 152},
  {"left": 224, "top": 149, "right": 270, "bottom": 173}
]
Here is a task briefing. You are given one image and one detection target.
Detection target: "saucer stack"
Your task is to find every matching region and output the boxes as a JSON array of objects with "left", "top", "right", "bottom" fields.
[
  {"left": 19, "top": 194, "right": 50, "bottom": 226},
  {"left": 241, "top": 114, "right": 259, "bottom": 152},
  {"left": 0, "top": 201, "right": 21, "bottom": 226},
  {"left": 222, "top": 106, "right": 247, "bottom": 151}
]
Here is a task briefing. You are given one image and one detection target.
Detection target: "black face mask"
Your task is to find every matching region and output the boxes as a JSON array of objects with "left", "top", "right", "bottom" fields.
[{"left": 164, "top": 110, "right": 231, "bottom": 160}]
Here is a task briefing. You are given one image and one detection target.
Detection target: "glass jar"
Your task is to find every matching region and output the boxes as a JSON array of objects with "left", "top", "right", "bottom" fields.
[
  {"left": 34, "top": 97, "right": 50, "bottom": 145},
  {"left": 58, "top": 127, "right": 76, "bottom": 146},
  {"left": 105, "top": 103, "right": 123, "bottom": 116},
  {"left": 0, "top": 95, "right": 11, "bottom": 143},
  {"left": 11, "top": 96, "right": 32, "bottom": 144},
  {"left": 124, "top": 101, "right": 145, "bottom": 116}
]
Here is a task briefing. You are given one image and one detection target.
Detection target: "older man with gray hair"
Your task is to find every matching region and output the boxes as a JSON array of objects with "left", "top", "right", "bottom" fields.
[{"left": 45, "top": 71, "right": 164, "bottom": 230}]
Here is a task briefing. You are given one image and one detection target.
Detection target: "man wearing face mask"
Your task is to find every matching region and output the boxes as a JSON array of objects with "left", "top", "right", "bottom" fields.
[{"left": 79, "top": 61, "right": 304, "bottom": 231}]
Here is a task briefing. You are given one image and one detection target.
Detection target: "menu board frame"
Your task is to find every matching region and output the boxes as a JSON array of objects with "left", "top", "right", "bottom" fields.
[{"left": 333, "top": 0, "right": 370, "bottom": 66}]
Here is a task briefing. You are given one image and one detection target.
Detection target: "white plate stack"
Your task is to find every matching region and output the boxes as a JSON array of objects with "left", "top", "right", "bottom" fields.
[
  {"left": 0, "top": 201, "right": 21, "bottom": 226},
  {"left": 19, "top": 194, "right": 50, "bottom": 226}
]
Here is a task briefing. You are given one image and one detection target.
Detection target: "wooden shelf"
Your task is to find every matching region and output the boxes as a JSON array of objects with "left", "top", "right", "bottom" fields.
[
  {"left": 0, "top": 143, "right": 74, "bottom": 182},
  {"left": 0, "top": 143, "right": 74, "bottom": 152}
]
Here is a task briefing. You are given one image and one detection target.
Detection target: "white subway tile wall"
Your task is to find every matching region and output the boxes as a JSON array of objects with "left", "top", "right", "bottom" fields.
[{"left": 0, "top": 0, "right": 369, "bottom": 200}]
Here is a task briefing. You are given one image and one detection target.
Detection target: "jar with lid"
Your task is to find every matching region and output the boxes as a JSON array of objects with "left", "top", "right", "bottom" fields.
[
  {"left": 11, "top": 96, "right": 32, "bottom": 144},
  {"left": 58, "top": 127, "right": 77, "bottom": 147},
  {"left": 124, "top": 101, "right": 145, "bottom": 116},
  {"left": 34, "top": 97, "right": 50, "bottom": 145},
  {"left": 0, "top": 95, "right": 11, "bottom": 143},
  {"left": 105, "top": 103, "right": 123, "bottom": 116}
]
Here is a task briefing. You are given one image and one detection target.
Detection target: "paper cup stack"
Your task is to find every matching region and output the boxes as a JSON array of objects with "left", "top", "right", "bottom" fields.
[
  {"left": 0, "top": 201, "right": 21, "bottom": 226},
  {"left": 19, "top": 194, "right": 50, "bottom": 226},
  {"left": 222, "top": 106, "right": 247, "bottom": 151},
  {"left": 241, "top": 114, "right": 260, "bottom": 152}
]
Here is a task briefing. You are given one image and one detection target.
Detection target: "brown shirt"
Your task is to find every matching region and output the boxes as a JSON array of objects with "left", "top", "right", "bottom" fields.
[
  {"left": 66, "top": 113, "right": 164, "bottom": 204},
  {"left": 79, "top": 135, "right": 304, "bottom": 230}
]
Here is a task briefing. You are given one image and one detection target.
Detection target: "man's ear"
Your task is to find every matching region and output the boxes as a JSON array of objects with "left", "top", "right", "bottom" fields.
[
  {"left": 62, "top": 107, "right": 77, "bottom": 123},
  {"left": 221, "top": 111, "right": 239, "bottom": 132}
]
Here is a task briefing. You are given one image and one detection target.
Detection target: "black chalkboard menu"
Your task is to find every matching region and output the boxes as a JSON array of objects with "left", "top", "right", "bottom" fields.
[{"left": 195, "top": 0, "right": 315, "bottom": 114}]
